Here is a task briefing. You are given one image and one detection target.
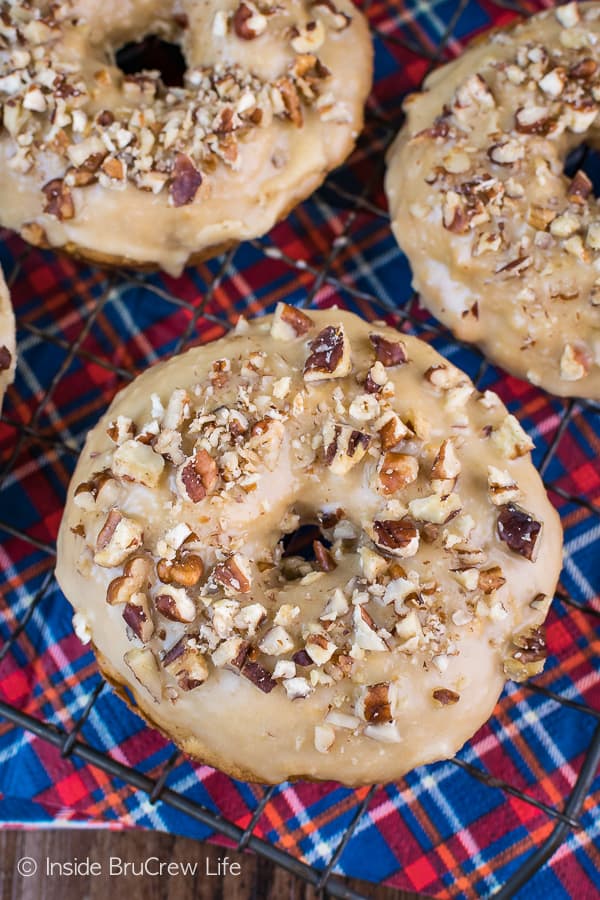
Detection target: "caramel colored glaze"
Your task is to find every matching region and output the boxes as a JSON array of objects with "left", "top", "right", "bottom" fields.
[
  {"left": 56, "top": 309, "right": 562, "bottom": 785},
  {"left": 386, "top": 2, "right": 600, "bottom": 398},
  {"left": 0, "top": 1, "right": 372, "bottom": 275},
  {"left": 0, "top": 269, "right": 15, "bottom": 414}
]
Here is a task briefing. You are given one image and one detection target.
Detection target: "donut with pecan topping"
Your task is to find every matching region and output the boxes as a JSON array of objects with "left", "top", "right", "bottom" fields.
[
  {"left": 0, "top": 1, "right": 371, "bottom": 274},
  {"left": 386, "top": 3, "right": 600, "bottom": 398},
  {"left": 57, "top": 308, "right": 561, "bottom": 784},
  {"left": 0, "top": 268, "right": 15, "bottom": 415}
]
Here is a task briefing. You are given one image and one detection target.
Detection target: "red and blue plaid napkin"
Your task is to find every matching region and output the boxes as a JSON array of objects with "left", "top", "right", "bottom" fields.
[{"left": 0, "top": 1, "right": 599, "bottom": 897}]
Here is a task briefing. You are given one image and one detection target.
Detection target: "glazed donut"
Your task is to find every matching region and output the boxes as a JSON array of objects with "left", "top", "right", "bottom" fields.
[
  {"left": 56, "top": 308, "right": 561, "bottom": 785},
  {"left": 0, "top": 1, "right": 371, "bottom": 275},
  {"left": 0, "top": 268, "right": 15, "bottom": 415},
  {"left": 386, "top": 2, "right": 600, "bottom": 399}
]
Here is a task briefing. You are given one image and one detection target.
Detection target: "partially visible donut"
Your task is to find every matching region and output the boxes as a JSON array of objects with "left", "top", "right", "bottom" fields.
[
  {"left": 0, "top": 1, "right": 371, "bottom": 275},
  {"left": 0, "top": 268, "right": 15, "bottom": 414},
  {"left": 56, "top": 308, "right": 561, "bottom": 785},
  {"left": 386, "top": 2, "right": 600, "bottom": 398}
]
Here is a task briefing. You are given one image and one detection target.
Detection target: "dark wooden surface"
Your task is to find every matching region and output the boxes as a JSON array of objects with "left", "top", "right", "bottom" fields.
[{"left": 0, "top": 831, "right": 421, "bottom": 899}]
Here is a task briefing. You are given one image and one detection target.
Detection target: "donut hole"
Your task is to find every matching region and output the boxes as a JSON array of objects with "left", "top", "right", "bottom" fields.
[
  {"left": 564, "top": 143, "right": 600, "bottom": 194},
  {"left": 115, "top": 35, "right": 186, "bottom": 87},
  {"left": 280, "top": 522, "right": 334, "bottom": 581}
]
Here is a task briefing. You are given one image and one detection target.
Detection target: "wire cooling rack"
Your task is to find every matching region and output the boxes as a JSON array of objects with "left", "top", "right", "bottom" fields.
[{"left": 0, "top": 1, "right": 599, "bottom": 897}]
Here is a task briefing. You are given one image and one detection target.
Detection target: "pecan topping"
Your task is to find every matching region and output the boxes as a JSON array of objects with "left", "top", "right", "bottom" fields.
[
  {"left": 42, "top": 179, "right": 74, "bottom": 220},
  {"left": 379, "top": 413, "right": 408, "bottom": 450},
  {"left": 497, "top": 503, "right": 542, "bottom": 561},
  {"left": 0, "top": 345, "right": 12, "bottom": 372},
  {"left": 504, "top": 626, "right": 547, "bottom": 682},
  {"left": 213, "top": 555, "right": 251, "bottom": 593},
  {"left": 478, "top": 565, "right": 506, "bottom": 594},
  {"left": 155, "top": 588, "right": 196, "bottom": 623},
  {"left": 157, "top": 554, "right": 204, "bottom": 587},
  {"left": 123, "top": 595, "right": 154, "bottom": 643},
  {"left": 513, "top": 626, "right": 546, "bottom": 663},
  {"left": 96, "top": 509, "right": 122, "bottom": 550},
  {"left": 373, "top": 518, "right": 419, "bottom": 555},
  {"left": 323, "top": 423, "right": 370, "bottom": 474},
  {"left": 276, "top": 77, "right": 303, "bottom": 127},
  {"left": 241, "top": 660, "right": 276, "bottom": 693},
  {"left": 179, "top": 449, "right": 218, "bottom": 502},
  {"left": 569, "top": 58, "right": 598, "bottom": 80},
  {"left": 304, "top": 324, "right": 351, "bottom": 381},
  {"left": 169, "top": 153, "right": 202, "bottom": 207},
  {"left": 378, "top": 452, "right": 418, "bottom": 494},
  {"left": 515, "top": 107, "right": 556, "bottom": 135},
  {"left": 271, "top": 302, "right": 313, "bottom": 339},
  {"left": 369, "top": 333, "right": 407, "bottom": 367},
  {"left": 432, "top": 688, "right": 460, "bottom": 706},
  {"left": 164, "top": 641, "right": 209, "bottom": 691},
  {"left": 292, "top": 649, "right": 313, "bottom": 667},
  {"left": 568, "top": 170, "right": 593, "bottom": 204},
  {"left": 233, "top": 2, "right": 264, "bottom": 39},
  {"left": 107, "top": 554, "right": 153, "bottom": 605},
  {"left": 313, "top": 540, "right": 336, "bottom": 571},
  {"left": 363, "top": 682, "right": 392, "bottom": 723}
]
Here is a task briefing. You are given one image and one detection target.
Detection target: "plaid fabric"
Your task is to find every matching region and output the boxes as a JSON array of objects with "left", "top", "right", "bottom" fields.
[{"left": 0, "top": 1, "right": 599, "bottom": 897}]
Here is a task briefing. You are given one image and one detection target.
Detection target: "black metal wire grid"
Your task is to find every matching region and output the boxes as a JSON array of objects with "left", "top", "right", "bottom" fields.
[{"left": 0, "top": 0, "right": 599, "bottom": 897}]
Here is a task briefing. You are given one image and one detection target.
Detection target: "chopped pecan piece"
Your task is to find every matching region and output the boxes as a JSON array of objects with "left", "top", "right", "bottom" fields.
[
  {"left": 515, "top": 106, "right": 556, "bottom": 135},
  {"left": 155, "top": 586, "right": 197, "bottom": 623},
  {"left": 323, "top": 422, "right": 370, "bottom": 475},
  {"left": 379, "top": 412, "right": 409, "bottom": 450},
  {"left": 42, "top": 179, "right": 74, "bottom": 220},
  {"left": 353, "top": 605, "right": 387, "bottom": 650},
  {"left": 163, "top": 639, "right": 209, "bottom": 690},
  {"left": 94, "top": 509, "right": 143, "bottom": 568},
  {"left": 304, "top": 324, "right": 351, "bottom": 381},
  {"left": 0, "top": 345, "right": 12, "bottom": 372},
  {"left": 431, "top": 438, "right": 461, "bottom": 482},
  {"left": 213, "top": 554, "right": 252, "bottom": 593},
  {"left": 233, "top": 2, "right": 266, "bottom": 39},
  {"left": 362, "top": 682, "right": 392, "bottom": 723},
  {"left": 241, "top": 660, "right": 276, "bottom": 693},
  {"left": 276, "top": 77, "right": 303, "bottom": 127},
  {"left": 478, "top": 566, "right": 506, "bottom": 594},
  {"left": 568, "top": 170, "right": 593, "bottom": 204},
  {"left": 112, "top": 439, "right": 165, "bottom": 488},
  {"left": 378, "top": 452, "right": 418, "bottom": 494},
  {"left": 271, "top": 301, "right": 313, "bottom": 340},
  {"left": 305, "top": 632, "right": 336, "bottom": 665},
  {"left": 497, "top": 503, "right": 542, "bottom": 561},
  {"left": 369, "top": 333, "right": 407, "bottom": 367},
  {"left": 504, "top": 626, "right": 546, "bottom": 681},
  {"left": 177, "top": 449, "right": 218, "bottom": 503},
  {"left": 258, "top": 625, "right": 294, "bottom": 656},
  {"left": 487, "top": 466, "right": 521, "bottom": 506},
  {"left": 157, "top": 553, "right": 204, "bottom": 587},
  {"left": 107, "top": 553, "right": 153, "bottom": 605},
  {"left": 313, "top": 540, "right": 336, "bottom": 571},
  {"left": 432, "top": 688, "right": 460, "bottom": 706},
  {"left": 169, "top": 153, "right": 202, "bottom": 207},
  {"left": 123, "top": 593, "right": 154, "bottom": 643},
  {"left": 293, "top": 649, "right": 313, "bottom": 667},
  {"left": 372, "top": 518, "right": 419, "bottom": 557}
]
